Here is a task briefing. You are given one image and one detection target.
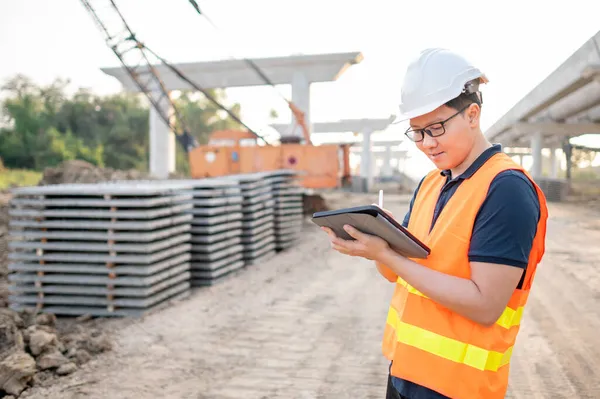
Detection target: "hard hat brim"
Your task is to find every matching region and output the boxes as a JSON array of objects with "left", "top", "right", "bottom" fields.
[{"left": 393, "top": 75, "right": 489, "bottom": 124}]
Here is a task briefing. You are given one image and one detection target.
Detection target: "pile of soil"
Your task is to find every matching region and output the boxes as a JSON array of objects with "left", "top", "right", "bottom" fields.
[
  {"left": 0, "top": 308, "right": 111, "bottom": 397},
  {"left": 38, "top": 160, "right": 153, "bottom": 186}
]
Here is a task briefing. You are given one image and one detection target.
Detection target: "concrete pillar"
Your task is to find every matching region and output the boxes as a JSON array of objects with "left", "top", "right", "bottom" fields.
[
  {"left": 381, "top": 144, "right": 393, "bottom": 177},
  {"left": 360, "top": 131, "right": 373, "bottom": 192},
  {"left": 550, "top": 148, "right": 560, "bottom": 178},
  {"left": 149, "top": 91, "right": 176, "bottom": 178},
  {"left": 291, "top": 72, "right": 311, "bottom": 141},
  {"left": 530, "top": 131, "right": 543, "bottom": 179}
]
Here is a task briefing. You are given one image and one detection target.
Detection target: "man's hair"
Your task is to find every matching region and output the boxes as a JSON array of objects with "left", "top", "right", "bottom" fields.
[{"left": 444, "top": 91, "right": 482, "bottom": 111}]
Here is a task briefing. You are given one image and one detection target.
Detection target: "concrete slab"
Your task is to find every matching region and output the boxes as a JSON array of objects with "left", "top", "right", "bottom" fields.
[
  {"left": 9, "top": 290, "right": 190, "bottom": 317},
  {"left": 9, "top": 263, "right": 190, "bottom": 289},
  {"left": 191, "top": 213, "right": 243, "bottom": 226},
  {"left": 102, "top": 52, "right": 363, "bottom": 91},
  {"left": 190, "top": 244, "right": 244, "bottom": 262},
  {"left": 10, "top": 181, "right": 196, "bottom": 197},
  {"left": 189, "top": 229, "right": 243, "bottom": 244},
  {"left": 190, "top": 260, "right": 245, "bottom": 281},
  {"left": 8, "top": 243, "right": 191, "bottom": 264},
  {"left": 8, "top": 224, "right": 190, "bottom": 243},
  {"left": 9, "top": 282, "right": 190, "bottom": 311},
  {"left": 9, "top": 193, "right": 193, "bottom": 208},
  {"left": 190, "top": 196, "right": 243, "bottom": 206},
  {"left": 242, "top": 214, "right": 275, "bottom": 229},
  {"left": 189, "top": 221, "right": 243, "bottom": 234},
  {"left": 8, "top": 253, "right": 191, "bottom": 276},
  {"left": 9, "top": 233, "right": 191, "bottom": 254},
  {"left": 188, "top": 204, "right": 243, "bottom": 216},
  {"left": 9, "top": 203, "right": 193, "bottom": 220},
  {"left": 190, "top": 252, "right": 244, "bottom": 272},
  {"left": 190, "top": 236, "right": 242, "bottom": 254},
  {"left": 241, "top": 228, "right": 274, "bottom": 244},
  {"left": 10, "top": 272, "right": 190, "bottom": 298},
  {"left": 9, "top": 214, "right": 193, "bottom": 231}
]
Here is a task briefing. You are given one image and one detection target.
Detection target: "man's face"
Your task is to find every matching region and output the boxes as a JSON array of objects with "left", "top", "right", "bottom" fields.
[{"left": 409, "top": 104, "right": 477, "bottom": 171}]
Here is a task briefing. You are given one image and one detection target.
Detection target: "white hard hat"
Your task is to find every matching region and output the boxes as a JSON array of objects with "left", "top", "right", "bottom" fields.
[{"left": 395, "top": 48, "right": 488, "bottom": 122}]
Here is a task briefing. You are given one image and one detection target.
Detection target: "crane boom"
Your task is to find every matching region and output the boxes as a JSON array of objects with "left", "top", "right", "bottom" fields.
[
  {"left": 80, "top": 0, "right": 270, "bottom": 149},
  {"left": 79, "top": 0, "right": 199, "bottom": 152}
]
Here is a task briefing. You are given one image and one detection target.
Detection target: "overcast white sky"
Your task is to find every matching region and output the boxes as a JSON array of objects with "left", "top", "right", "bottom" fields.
[{"left": 1, "top": 0, "right": 599, "bottom": 175}]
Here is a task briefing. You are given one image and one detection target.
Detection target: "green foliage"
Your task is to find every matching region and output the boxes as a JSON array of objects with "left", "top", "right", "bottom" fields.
[
  {"left": 0, "top": 168, "right": 42, "bottom": 189},
  {"left": 0, "top": 75, "right": 243, "bottom": 173}
]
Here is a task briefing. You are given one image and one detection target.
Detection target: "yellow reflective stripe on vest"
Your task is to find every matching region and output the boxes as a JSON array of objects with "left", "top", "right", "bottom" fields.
[
  {"left": 387, "top": 307, "right": 513, "bottom": 372},
  {"left": 396, "top": 277, "right": 523, "bottom": 329}
]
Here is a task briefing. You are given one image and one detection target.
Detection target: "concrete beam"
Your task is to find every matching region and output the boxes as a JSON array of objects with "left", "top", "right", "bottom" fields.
[
  {"left": 270, "top": 117, "right": 394, "bottom": 136},
  {"left": 485, "top": 31, "right": 600, "bottom": 142},
  {"left": 499, "top": 122, "right": 600, "bottom": 143},
  {"left": 102, "top": 52, "right": 364, "bottom": 91},
  {"left": 532, "top": 80, "right": 600, "bottom": 122}
]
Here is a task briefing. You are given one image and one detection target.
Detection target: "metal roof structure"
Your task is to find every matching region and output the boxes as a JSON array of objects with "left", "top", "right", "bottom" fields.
[{"left": 485, "top": 30, "right": 600, "bottom": 148}]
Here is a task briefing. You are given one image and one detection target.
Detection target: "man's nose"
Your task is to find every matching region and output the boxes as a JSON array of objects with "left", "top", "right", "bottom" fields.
[{"left": 421, "top": 133, "right": 437, "bottom": 148}]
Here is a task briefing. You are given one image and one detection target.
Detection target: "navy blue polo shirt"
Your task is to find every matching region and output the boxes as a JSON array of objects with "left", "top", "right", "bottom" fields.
[{"left": 391, "top": 144, "right": 540, "bottom": 399}]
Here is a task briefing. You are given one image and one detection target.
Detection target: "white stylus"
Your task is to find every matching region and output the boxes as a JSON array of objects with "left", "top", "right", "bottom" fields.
[{"left": 379, "top": 190, "right": 383, "bottom": 208}]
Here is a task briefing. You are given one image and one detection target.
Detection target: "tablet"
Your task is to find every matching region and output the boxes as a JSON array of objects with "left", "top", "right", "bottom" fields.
[{"left": 311, "top": 205, "right": 430, "bottom": 259}]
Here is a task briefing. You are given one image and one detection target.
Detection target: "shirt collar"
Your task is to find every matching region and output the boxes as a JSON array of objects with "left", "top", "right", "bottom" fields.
[{"left": 440, "top": 143, "right": 503, "bottom": 180}]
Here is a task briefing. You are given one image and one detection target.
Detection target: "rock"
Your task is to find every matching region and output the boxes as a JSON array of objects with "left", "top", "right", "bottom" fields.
[
  {"left": 56, "top": 362, "right": 77, "bottom": 376},
  {"left": 34, "top": 313, "right": 56, "bottom": 327},
  {"left": 0, "top": 309, "right": 24, "bottom": 329},
  {"left": 0, "top": 351, "right": 36, "bottom": 396},
  {"left": 28, "top": 329, "right": 58, "bottom": 356},
  {"left": 0, "top": 313, "right": 24, "bottom": 360},
  {"left": 86, "top": 334, "right": 112, "bottom": 354},
  {"left": 23, "top": 325, "right": 55, "bottom": 347},
  {"left": 36, "top": 349, "right": 69, "bottom": 370},
  {"left": 74, "top": 349, "right": 91, "bottom": 365},
  {"left": 4, "top": 395, "right": 16, "bottom": 399},
  {"left": 31, "top": 370, "right": 53, "bottom": 387}
]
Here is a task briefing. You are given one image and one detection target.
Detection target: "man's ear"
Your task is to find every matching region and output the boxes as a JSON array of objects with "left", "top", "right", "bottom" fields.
[{"left": 466, "top": 103, "right": 481, "bottom": 127}]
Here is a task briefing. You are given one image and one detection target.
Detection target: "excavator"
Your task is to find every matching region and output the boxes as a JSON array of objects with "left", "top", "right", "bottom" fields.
[{"left": 80, "top": 0, "right": 353, "bottom": 213}]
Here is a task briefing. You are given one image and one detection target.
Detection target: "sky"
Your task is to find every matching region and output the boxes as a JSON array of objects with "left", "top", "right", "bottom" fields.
[{"left": 1, "top": 0, "right": 600, "bottom": 178}]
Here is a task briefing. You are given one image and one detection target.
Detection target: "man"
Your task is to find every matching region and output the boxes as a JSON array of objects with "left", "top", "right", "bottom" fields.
[{"left": 322, "top": 48, "right": 548, "bottom": 399}]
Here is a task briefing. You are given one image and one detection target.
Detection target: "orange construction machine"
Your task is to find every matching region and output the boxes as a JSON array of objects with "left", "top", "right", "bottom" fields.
[{"left": 187, "top": 128, "right": 352, "bottom": 189}]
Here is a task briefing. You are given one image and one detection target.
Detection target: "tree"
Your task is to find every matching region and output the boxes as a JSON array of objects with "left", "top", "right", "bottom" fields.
[{"left": 0, "top": 75, "right": 243, "bottom": 174}]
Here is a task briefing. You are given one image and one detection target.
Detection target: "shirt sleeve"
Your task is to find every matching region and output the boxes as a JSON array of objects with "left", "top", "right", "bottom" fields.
[{"left": 468, "top": 170, "right": 540, "bottom": 269}]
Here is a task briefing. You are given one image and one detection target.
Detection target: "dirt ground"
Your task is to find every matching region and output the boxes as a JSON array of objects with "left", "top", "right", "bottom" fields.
[{"left": 4, "top": 190, "right": 594, "bottom": 399}]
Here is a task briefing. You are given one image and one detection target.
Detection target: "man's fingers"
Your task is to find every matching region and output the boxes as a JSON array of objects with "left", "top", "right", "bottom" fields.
[
  {"left": 343, "top": 225, "right": 368, "bottom": 241},
  {"left": 371, "top": 203, "right": 394, "bottom": 217},
  {"left": 321, "top": 226, "right": 336, "bottom": 239}
]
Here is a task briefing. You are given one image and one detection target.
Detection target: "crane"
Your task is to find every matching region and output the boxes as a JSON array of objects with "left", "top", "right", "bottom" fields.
[
  {"left": 79, "top": 0, "right": 270, "bottom": 150},
  {"left": 80, "top": 0, "right": 351, "bottom": 190}
]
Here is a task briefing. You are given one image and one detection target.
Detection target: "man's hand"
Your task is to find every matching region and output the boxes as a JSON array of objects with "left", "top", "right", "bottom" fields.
[{"left": 321, "top": 225, "right": 391, "bottom": 262}]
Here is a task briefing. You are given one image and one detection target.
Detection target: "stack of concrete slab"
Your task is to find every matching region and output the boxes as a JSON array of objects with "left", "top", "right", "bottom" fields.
[
  {"left": 6, "top": 181, "right": 194, "bottom": 317},
  {"left": 263, "top": 170, "right": 305, "bottom": 250},
  {"left": 169, "top": 179, "right": 246, "bottom": 286},
  {"left": 222, "top": 173, "right": 276, "bottom": 266}
]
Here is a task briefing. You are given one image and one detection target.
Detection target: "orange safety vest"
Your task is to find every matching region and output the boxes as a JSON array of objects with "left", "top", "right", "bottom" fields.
[{"left": 380, "top": 152, "right": 548, "bottom": 399}]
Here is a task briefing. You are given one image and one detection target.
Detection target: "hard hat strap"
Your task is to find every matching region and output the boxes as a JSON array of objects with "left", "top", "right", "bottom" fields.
[{"left": 462, "top": 79, "right": 484, "bottom": 105}]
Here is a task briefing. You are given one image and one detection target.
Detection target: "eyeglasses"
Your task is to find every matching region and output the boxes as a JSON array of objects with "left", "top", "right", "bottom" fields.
[{"left": 404, "top": 104, "right": 472, "bottom": 142}]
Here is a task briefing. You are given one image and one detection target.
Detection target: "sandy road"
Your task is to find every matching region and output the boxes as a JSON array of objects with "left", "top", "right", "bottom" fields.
[{"left": 23, "top": 193, "right": 600, "bottom": 399}]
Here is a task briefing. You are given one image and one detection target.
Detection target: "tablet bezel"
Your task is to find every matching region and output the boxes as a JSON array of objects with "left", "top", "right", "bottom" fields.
[{"left": 312, "top": 205, "right": 431, "bottom": 255}]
